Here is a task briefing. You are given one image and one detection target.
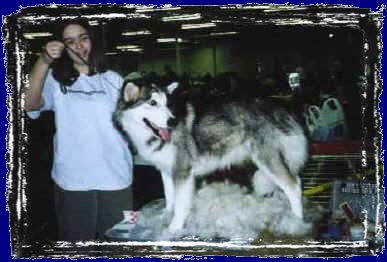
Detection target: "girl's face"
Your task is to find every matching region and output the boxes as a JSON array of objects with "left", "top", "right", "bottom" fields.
[{"left": 62, "top": 24, "right": 92, "bottom": 66}]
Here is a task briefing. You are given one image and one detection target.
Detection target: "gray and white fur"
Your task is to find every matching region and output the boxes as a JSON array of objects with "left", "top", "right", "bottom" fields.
[{"left": 114, "top": 81, "right": 309, "bottom": 234}]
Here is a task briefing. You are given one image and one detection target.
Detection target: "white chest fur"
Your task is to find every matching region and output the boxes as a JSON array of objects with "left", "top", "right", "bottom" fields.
[{"left": 141, "top": 143, "right": 176, "bottom": 173}]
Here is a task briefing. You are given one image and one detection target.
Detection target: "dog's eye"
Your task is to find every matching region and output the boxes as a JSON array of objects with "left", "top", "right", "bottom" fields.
[{"left": 149, "top": 100, "right": 158, "bottom": 106}]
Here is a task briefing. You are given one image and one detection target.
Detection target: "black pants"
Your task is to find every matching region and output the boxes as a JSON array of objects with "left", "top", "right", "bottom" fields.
[{"left": 54, "top": 183, "right": 133, "bottom": 242}]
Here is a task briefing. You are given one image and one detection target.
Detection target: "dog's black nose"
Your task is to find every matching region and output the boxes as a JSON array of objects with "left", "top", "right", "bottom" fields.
[{"left": 167, "top": 118, "right": 178, "bottom": 127}]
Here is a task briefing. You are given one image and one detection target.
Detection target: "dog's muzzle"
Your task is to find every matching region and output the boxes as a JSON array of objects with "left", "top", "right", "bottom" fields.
[{"left": 143, "top": 118, "right": 171, "bottom": 142}]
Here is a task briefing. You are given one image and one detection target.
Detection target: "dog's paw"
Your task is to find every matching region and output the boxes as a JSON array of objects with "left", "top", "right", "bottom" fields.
[
  {"left": 158, "top": 228, "right": 183, "bottom": 241},
  {"left": 167, "top": 218, "right": 185, "bottom": 232}
]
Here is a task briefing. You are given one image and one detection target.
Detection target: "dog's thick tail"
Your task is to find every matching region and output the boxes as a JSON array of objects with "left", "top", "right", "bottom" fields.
[
  {"left": 185, "top": 103, "right": 195, "bottom": 130},
  {"left": 184, "top": 103, "right": 199, "bottom": 159},
  {"left": 279, "top": 133, "right": 309, "bottom": 177}
]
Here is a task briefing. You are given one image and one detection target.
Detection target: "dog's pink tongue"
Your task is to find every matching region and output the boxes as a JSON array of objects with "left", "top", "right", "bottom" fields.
[{"left": 159, "top": 128, "right": 171, "bottom": 142}]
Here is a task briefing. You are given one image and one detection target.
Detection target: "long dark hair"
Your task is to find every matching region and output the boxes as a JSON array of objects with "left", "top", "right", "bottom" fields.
[{"left": 51, "top": 18, "right": 107, "bottom": 86}]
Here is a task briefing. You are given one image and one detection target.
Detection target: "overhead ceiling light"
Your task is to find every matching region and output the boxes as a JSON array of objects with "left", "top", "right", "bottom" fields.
[
  {"left": 122, "top": 30, "right": 152, "bottom": 36},
  {"left": 210, "top": 31, "right": 238, "bottom": 36},
  {"left": 157, "top": 38, "right": 184, "bottom": 43},
  {"left": 105, "top": 52, "right": 118, "bottom": 55},
  {"left": 117, "top": 48, "right": 143, "bottom": 53},
  {"left": 122, "top": 48, "right": 143, "bottom": 52},
  {"left": 89, "top": 20, "right": 100, "bottom": 26},
  {"left": 23, "top": 32, "right": 53, "bottom": 39},
  {"left": 162, "top": 13, "right": 201, "bottom": 22},
  {"left": 136, "top": 5, "right": 181, "bottom": 13},
  {"left": 189, "top": 31, "right": 238, "bottom": 39},
  {"left": 116, "top": 44, "right": 141, "bottom": 50},
  {"left": 181, "top": 22, "right": 216, "bottom": 30}
]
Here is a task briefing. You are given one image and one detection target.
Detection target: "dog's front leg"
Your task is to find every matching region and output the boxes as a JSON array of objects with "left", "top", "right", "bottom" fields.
[
  {"left": 161, "top": 171, "right": 175, "bottom": 212},
  {"left": 167, "top": 174, "right": 195, "bottom": 233}
]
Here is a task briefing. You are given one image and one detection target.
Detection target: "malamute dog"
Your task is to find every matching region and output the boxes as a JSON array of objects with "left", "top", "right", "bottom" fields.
[{"left": 114, "top": 80, "right": 308, "bottom": 234}]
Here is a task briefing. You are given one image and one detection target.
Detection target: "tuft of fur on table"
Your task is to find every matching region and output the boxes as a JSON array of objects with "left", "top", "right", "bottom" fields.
[{"left": 107, "top": 175, "right": 312, "bottom": 242}]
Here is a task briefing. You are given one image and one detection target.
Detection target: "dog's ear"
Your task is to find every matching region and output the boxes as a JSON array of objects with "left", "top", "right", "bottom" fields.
[
  {"left": 166, "top": 82, "right": 179, "bottom": 95},
  {"left": 123, "top": 82, "right": 140, "bottom": 103}
]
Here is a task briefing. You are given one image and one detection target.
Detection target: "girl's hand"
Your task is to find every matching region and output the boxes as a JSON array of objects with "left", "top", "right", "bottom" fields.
[{"left": 41, "top": 40, "right": 65, "bottom": 64}]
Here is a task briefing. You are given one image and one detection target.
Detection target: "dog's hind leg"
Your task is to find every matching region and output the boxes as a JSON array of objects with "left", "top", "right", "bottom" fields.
[
  {"left": 251, "top": 169, "right": 277, "bottom": 198},
  {"left": 161, "top": 172, "right": 175, "bottom": 212},
  {"left": 252, "top": 155, "right": 303, "bottom": 219},
  {"left": 168, "top": 174, "right": 195, "bottom": 232}
]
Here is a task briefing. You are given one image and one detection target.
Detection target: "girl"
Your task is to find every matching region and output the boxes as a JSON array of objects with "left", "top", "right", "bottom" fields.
[{"left": 25, "top": 19, "right": 133, "bottom": 242}]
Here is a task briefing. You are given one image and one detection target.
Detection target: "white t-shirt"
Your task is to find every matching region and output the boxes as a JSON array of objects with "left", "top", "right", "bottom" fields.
[{"left": 27, "top": 70, "right": 133, "bottom": 191}]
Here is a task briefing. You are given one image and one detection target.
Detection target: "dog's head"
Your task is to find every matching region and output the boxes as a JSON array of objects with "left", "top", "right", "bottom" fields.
[{"left": 114, "top": 79, "right": 179, "bottom": 143}]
